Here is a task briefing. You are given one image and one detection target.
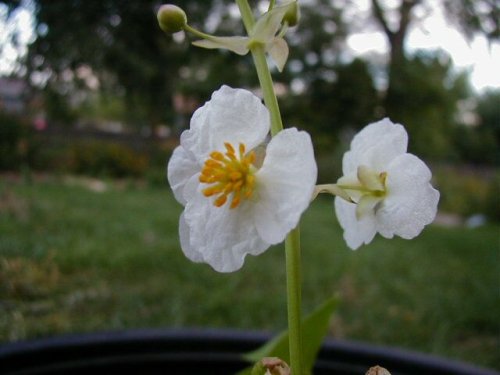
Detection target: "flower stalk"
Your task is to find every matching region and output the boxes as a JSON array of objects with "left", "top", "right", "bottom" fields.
[
  {"left": 236, "top": 0, "right": 303, "bottom": 373},
  {"left": 250, "top": 44, "right": 284, "bottom": 136},
  {"left": 285, "top": 226, "right": 303, "bottom": 374}
]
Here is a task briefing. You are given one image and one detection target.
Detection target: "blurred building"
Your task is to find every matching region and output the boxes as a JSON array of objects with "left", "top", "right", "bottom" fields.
[{"left": 0, "top": 77, "right": 28, "bottom": 114}]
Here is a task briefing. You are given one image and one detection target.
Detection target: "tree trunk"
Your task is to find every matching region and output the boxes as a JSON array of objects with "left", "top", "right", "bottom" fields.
[{"left": 371, "top": 0, "right": 420, "bottom": 117}]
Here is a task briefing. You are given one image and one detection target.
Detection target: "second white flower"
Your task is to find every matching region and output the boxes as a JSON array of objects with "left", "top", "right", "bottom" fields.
[{"left": 335, "top": 118, "right": 440, "bottom": 250}]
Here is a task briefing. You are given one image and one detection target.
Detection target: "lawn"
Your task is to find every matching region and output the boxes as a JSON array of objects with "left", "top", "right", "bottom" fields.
[{"left": 0, "top": 175, "right": 498, "bottom": 370}]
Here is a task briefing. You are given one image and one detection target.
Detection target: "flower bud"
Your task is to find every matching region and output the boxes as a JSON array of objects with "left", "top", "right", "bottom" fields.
[
  {"left": 283, "top": 1, "right": 300, "bottom": 27},
  {"left": 157, "top": 4, "right": 187, "bottom": 34}
]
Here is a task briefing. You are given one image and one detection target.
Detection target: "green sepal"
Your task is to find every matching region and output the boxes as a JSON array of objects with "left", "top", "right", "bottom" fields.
[
  {"left": 267, "top": 37, "right": 289, "bottom": 72},
  {"left": 192, "top": 36, "right": 249, "bottom": 55},
  {"left": 251, "top": 1, "right": 296, "bottom": 42}
]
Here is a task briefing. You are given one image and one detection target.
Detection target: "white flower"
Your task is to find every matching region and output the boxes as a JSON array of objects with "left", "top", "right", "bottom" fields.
[
  {"left": 168, "top": 85, "right": 317, "bottom": 272},
  {"left": 334, "top": 118, "right": 440, "bottom": 250},
  {"left": 191, "top": 1, "right": 295, "bottom": 72}
]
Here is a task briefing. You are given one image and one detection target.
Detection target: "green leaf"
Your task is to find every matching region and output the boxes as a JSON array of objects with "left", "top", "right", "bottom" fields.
[{"left": 241, "top": 296, "right": 339, "bottom": 374}]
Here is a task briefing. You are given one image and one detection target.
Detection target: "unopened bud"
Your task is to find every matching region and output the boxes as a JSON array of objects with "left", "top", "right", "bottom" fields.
[
  {"left": 157, "top": 4, "right": 187, "bottom": 33},
  {"left": 366, "top": 366, "right": 391, "bottom": 375},
  {"left": 283, "top": 1, "right": 300, "bottom": 27},
  {"left": 251, "top": 358, "right": 290, "bottom": 375}
]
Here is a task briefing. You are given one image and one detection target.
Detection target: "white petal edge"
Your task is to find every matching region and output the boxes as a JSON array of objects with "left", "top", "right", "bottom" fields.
[
  {"left": 167, "top": 146, "right": 199, "bottom": 205},
  {"left": 343, "top": 118, "right": 408, "bottom": 174},
  {"left": 179, "top": 212, "right": 204, "bottom": 263},
  {"left": 180, "top": 86, "right": 270, "bottom": 163},
  {"left": 334, "top": 197, "right": 377, "bottom": 250},
  {"left": 376, "top": 153, "right": 440, "bottom": 239},
  {"left": 253, "top": 128, "right": 317, "bottom": 244},
  {"left": 183, "top": 187, "right": 270, "bottom": 273}
]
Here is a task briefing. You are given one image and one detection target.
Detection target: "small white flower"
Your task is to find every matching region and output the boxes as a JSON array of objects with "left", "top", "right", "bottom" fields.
[
  {"left": 334, "top": 118, "right": 440, "bottom": 250},
  {"left": 168, "top": 85, "right": 317, "bottom": 272}
]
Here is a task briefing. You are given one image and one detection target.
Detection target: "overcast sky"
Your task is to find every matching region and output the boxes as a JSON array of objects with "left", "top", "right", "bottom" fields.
[{"left": 346, "top": 0, "right": 500, "bottom": 93}]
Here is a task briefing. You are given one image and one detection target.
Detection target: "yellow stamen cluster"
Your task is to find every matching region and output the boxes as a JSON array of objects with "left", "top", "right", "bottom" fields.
[{"left": 199, "top": 142, "right": 256, "bottom": 209}]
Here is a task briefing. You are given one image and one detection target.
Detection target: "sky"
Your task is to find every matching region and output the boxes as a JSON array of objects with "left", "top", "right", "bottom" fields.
[
  {"left": 1, "top": 1, "right": 499, "bottom": 93},
  {"left": 344, "top": 0, "right": 500, "bottom": 93}
]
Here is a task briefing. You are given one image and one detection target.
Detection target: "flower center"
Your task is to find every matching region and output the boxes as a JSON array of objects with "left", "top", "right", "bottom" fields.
[
  {"left": 199, "top": 142, "right": 256, "bottom": 209},
  {"left": 337, "top": 165, "right": 388, "bottom": 220}
]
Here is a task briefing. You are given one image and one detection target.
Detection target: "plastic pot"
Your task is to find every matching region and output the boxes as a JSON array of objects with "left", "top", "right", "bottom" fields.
[{"left": 0, "top": 329, "right": 497, "bottom": 375}]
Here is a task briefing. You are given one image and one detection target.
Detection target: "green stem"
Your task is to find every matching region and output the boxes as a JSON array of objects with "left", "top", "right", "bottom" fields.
[
  {"left": 285, "top": 226, "right": 303, "bottom": 374},
  {"left": 249, "top": 44, "right": 284, "bottom": 136},
  {"left": 236, "top": 1, "right": 303, "bottom": 373},
  {"left": 236, "top": 0, "right": 283, "bottom": 135},
  {"left": 235, "top": 0, "right": 255, "bottom": 32},
  {"left": 183, "top": 24, "right": 214, "bottom": 40}
]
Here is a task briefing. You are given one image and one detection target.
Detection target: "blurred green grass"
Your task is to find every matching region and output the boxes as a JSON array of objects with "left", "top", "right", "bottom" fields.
[{"left": 0, "top": 175, "right": 498, "bottom": 370}]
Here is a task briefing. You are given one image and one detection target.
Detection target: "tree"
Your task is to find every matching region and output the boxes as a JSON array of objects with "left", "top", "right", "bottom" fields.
[
  {"left": 6, "top": 0, "right": 239, "bottom": 129},
  {"left": 454, "top": 90, "right": 500, "bottom": 165},
  {"left": 369, "top": 0, "right": 498, "bottom": 117},
  {"left": 442, "top": 0, "right": 500, "bottom": 41},
  {"left": 370, "top": 0, "right": 421, "bottom": 116},
  {"left": 387, "top": 51, "right": 469, "bottom": 159}
]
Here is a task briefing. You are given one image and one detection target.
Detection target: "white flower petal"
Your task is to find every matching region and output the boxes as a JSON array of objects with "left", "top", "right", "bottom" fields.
[
  {"left": 181, "top": 86, "right": 270, "bottom": 163},
  {"left": 192, "top": 36, "right": 249, "bottom": 55},
  {"left": 253, "top": 128, "right": 317, "bottom": 244},
  {"left": 183, "top": 190, "right": 269, "bottom": 272},
  {"left": 335, "top": 197, "right": 377, "bottom": 250},
  {"left": 376, "top": 153, "right": 440, "bottom": 239},
  {"left": 167, "top": 146, "right": 199, "bottom": 205},
  {"left": 343, "top": 118, "right": 408, "bottom": 174},
  {"left": 179, "top": 212, "right": 204, "bottom": 263}
]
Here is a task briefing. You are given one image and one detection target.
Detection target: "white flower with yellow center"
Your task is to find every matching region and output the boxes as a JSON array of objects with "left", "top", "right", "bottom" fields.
[
  {"left": 334, "top": 118, "right": 440, "bottom": 250},
  {"left": 168, "top": 85, "right": 317, "bottom": 272}
]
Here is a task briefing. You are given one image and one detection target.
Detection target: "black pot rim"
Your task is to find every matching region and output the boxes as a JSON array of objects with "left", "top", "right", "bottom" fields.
[{"left": 0, "top": 328, "right": 497, "bottom": 375}]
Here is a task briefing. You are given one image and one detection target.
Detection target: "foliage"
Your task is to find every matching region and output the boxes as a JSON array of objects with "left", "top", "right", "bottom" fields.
[
  {"left": 433, "top": 164, "right": 499, "bottom": 220},
  {"left": 67, "top": 141, "right": 149, "bottom": 178},
  {"left": 42, "top": 87, "right": 77, "bottom": 127},
  {"left": 24, "top": 0, "right": 234, "bottom": 126},
  {"left": 2, "top": 0, "right": 490, "bottom": 168},
  {"left": 0, "top": 112, "right": 36, "bottom": 170},
  {"left": 385, "top": 51, "right": 469, "bottom": 160},
  {"left": 442, "top": 0, "right": 500, "bottom": 41},
  {"left": 25, "top": 135, "right": 168, "bottom": 178},
  {"left": 282, "top": 58, "right": 378, "bottom": 157},
  {"left": 450, "top": 90, "right": 500, "bottom": 166},
  {"left": 477, "top": 90, "right": 500, "bottom": 143},
  {"left": 240, "top": 298, "right": 339, "bottom": 375}
]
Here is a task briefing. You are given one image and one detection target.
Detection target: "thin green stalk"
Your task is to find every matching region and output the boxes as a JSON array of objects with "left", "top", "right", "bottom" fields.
[
  {"left": 236, "top": 1, "right": 303, "bottom": 373},
  {"left": 250, "top": 44, "right": 284, "bottom": 136},
  {"left": 236, "top": 0, "right": 284, "bottom": 136},
  {"left": 235, "top": 0, "right": 255, "bottom": 32},
  {"left": 285, "top": 226, "right": 303, "bottom": 374}
]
